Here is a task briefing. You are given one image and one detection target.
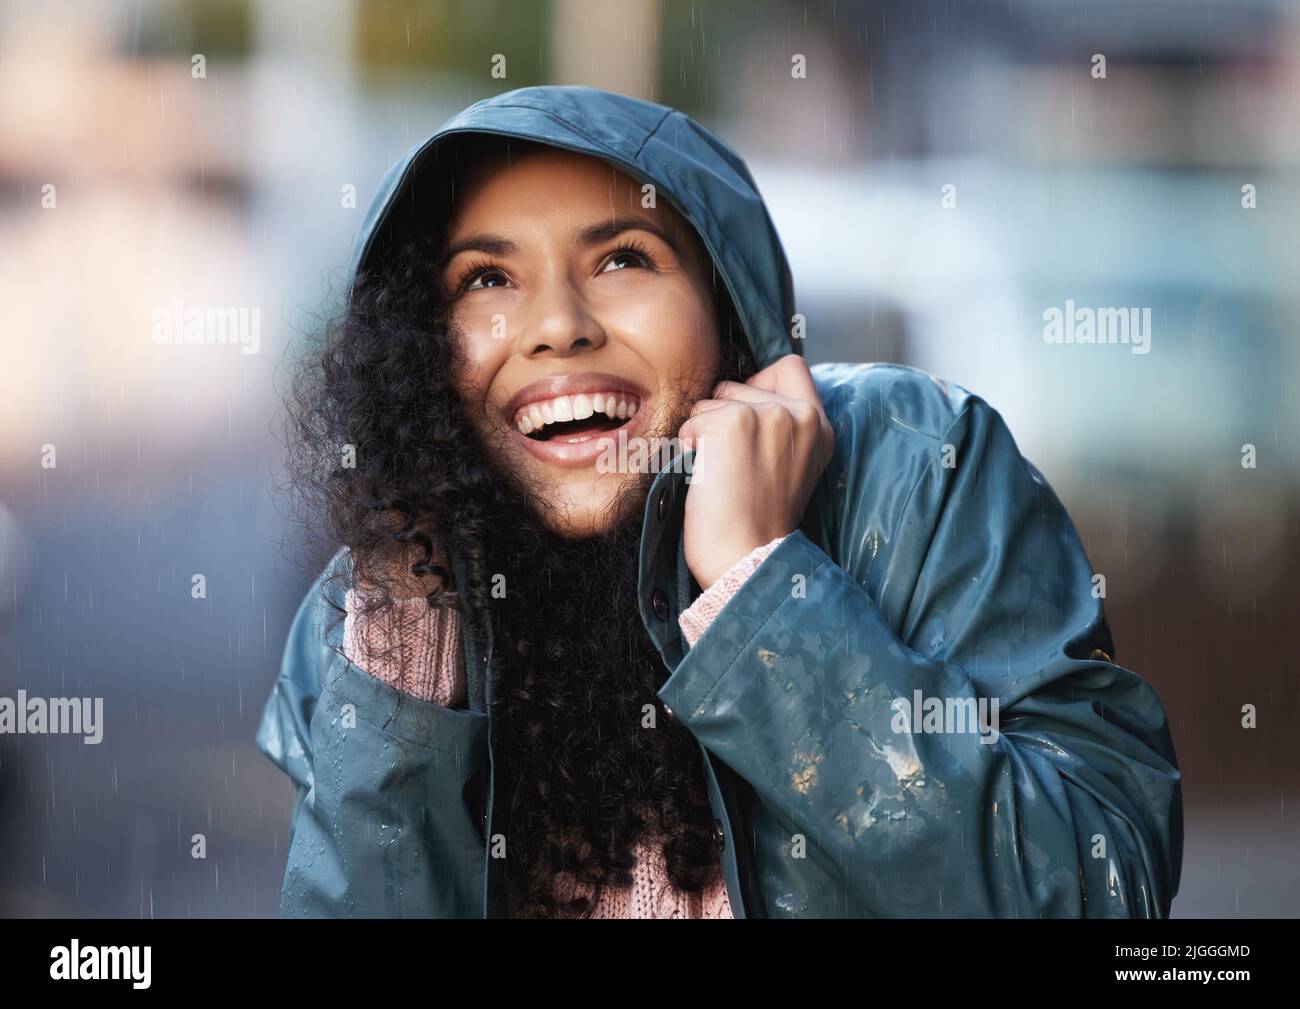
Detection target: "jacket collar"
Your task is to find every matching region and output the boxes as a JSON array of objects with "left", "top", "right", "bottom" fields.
[{"left": 636, "top": 447, "right": 698, "bottom": 673}]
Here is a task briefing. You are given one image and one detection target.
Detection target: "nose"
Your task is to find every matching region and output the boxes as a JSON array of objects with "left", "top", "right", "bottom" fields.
[{"left": 518, "top": 278, "right": 606, "bottom": 357}]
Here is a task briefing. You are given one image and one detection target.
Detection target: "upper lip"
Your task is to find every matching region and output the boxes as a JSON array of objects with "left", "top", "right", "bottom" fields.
[{"left": 503, "top": 371, "right": 647, "bottom": 421}]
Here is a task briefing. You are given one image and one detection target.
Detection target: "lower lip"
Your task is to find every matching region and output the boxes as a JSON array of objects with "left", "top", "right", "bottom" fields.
[{"left": 509, "top": 404, "right": 649, "bottom": 468}]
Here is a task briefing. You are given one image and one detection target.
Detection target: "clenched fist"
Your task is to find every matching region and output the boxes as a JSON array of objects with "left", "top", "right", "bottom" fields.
[{"left": 677, "top": 354, "right": 834, "bottom": 590}]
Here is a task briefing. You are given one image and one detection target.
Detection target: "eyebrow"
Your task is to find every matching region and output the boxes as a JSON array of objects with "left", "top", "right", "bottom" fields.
[
  {"left": 439, "top": 215, "right": 682, "bottom": 271},
  {"left": 440, "top": 233, "right": 518, "bottom": 265},
  {"left": 575, "top": 216, "right": 682, "bottom": 255}
]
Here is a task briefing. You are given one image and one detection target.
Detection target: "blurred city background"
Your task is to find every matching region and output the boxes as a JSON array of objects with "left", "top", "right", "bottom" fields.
[{"left": 0, "top": 0, "right": 1296, "bottom": 916}]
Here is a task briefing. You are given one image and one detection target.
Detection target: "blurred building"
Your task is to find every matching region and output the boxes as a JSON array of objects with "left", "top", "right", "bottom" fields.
[{"left": 0, "top": 0, "right": 1295, "bottom": 916}]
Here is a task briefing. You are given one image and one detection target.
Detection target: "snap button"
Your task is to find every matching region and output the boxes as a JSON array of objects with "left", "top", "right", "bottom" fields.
[
  {"left": 711, "top": 819, "right": 725, "bottom": 851},
  {"left": 662, "top": 703, "right": 674, "bottom": 720},
  {"left": 651, "top": 587, "right": 669, "bottom": 621},
  {"left": 657, "top": 487, "right": 670, "bottom": 520}
]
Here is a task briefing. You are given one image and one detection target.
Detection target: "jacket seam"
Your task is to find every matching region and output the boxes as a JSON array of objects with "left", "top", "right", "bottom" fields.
[
  {"left": 885, "top": 397, "right": 977, "bottom": 552},
  {"left": 830, "top": 363, "right": 967, "bottom": 445},
  {"left": 634, "top": 107, "right": 675, "bottom": 159},
  {"left": 459, "top": 103, "right": 629, "bottom": 158}
]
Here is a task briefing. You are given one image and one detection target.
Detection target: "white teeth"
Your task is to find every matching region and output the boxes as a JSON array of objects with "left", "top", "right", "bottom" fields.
[{"left": 513, "top": 390, "right": 641, "bottom": 435}]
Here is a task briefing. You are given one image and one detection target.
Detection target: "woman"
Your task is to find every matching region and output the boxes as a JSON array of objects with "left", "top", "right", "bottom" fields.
[{"left": 257, "top": 85, "right": 1183, "bottom": 918}]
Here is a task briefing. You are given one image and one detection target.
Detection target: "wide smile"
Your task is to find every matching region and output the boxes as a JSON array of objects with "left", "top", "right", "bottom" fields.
[{"left": 506, "top": 385, "right": 649, "bottom": 468}]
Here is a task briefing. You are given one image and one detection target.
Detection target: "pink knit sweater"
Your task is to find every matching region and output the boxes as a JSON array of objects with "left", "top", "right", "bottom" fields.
[{"left": 341, "top": 535, "right": 787, "bottom": 919}]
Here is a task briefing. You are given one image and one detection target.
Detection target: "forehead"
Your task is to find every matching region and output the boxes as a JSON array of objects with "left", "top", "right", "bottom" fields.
[{"left": 445, "top": 145, "right": 698, "bottom": 248}]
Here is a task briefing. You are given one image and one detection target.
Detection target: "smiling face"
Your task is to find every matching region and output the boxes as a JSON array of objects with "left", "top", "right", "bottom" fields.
[{"left": 439, "top": 143, "right": 723, "bottom": 538}]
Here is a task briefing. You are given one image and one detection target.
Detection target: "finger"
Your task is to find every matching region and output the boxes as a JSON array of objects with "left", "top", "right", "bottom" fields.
[
  {"left": 710, "top": 383, "right": 828, "bottom": 444},
  {"left": 745, "top": 354, "right": 819, "bottom": 402},
  {"left": 676, "top": 417, "right": 703, "bottom": 453},
  {"left": 678, "top": 407, "right": 723, "bottom": 441},
  {"left": 678, "top": 403, "right": 740, "bottom": 445},
  {"left": 710, "top": 380, "right": 787, "bottom": 406},
  {"left": 709, "top": 389, "right": 825, "bottom": 444},
  {"left": 687, "top": 396, "right": 744, "bottom": 418}
]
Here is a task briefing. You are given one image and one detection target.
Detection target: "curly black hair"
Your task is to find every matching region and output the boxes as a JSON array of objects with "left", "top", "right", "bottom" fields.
[{"left": 285, "top": 139, "right": 757, "bottom": 917}]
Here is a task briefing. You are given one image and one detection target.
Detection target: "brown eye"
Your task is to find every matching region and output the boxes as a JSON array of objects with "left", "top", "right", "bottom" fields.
[
  {"left": 465, "top": 267, "right": 510, "bottom": 291},
  {"left": 606, "top": 252, "right": 640, "bottom": 271},
  {"left": 600, "top": 246, "right": 652, "bottom": 273}
]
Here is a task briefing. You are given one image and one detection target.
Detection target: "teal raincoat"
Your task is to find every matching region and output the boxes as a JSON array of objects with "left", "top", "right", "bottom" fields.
[{"left": 256, "top": 86, "right": 1183, "bottom": 918}]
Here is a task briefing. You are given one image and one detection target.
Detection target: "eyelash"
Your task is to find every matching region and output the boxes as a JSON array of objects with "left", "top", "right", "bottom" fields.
[
  {"left": 603, "top": 238, "right": 656, "bottom": 273},
  {"left": 453, "top": 240, "right": 658, "bottom": 295}
]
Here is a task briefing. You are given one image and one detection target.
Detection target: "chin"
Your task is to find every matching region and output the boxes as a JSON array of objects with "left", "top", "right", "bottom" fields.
[
  {"left": 480, "top": 416, "right": 661, "bottom": 539},
  {"left": 535, "top": 474, "right": 648, "bottom": 540}
]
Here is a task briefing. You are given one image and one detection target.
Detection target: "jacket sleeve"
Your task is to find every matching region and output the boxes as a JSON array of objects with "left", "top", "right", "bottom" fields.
[
  {"left": 656, "top": 395, "right": 1183, "bottom": 917},
  {"left": 256, "top": 551, "right": 491, "bottom": 917}
]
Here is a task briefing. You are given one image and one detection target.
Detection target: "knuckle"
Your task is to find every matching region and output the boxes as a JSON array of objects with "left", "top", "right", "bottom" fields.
[{"left": 764, "top": 402, "right": 795, "bottom": 431}]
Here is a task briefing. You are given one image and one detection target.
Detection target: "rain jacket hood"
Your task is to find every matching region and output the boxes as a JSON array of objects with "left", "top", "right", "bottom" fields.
[
  {"left": 347, "top": 85, "right": 799, "bottom": 370},
  {"left": 257, "top": 85, "right": 1183, "bottom": 919}
]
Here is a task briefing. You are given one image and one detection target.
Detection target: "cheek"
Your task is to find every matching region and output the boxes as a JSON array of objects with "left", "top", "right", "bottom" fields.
[
  {"left": 604, "top": 290, "right": 718, "bottom": 371},
  {"left": 451, "top": 303, "right": 510, "bottom": 363},
  {"left": 448, "top": 309, "right": 510, "bottom": 401}
]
